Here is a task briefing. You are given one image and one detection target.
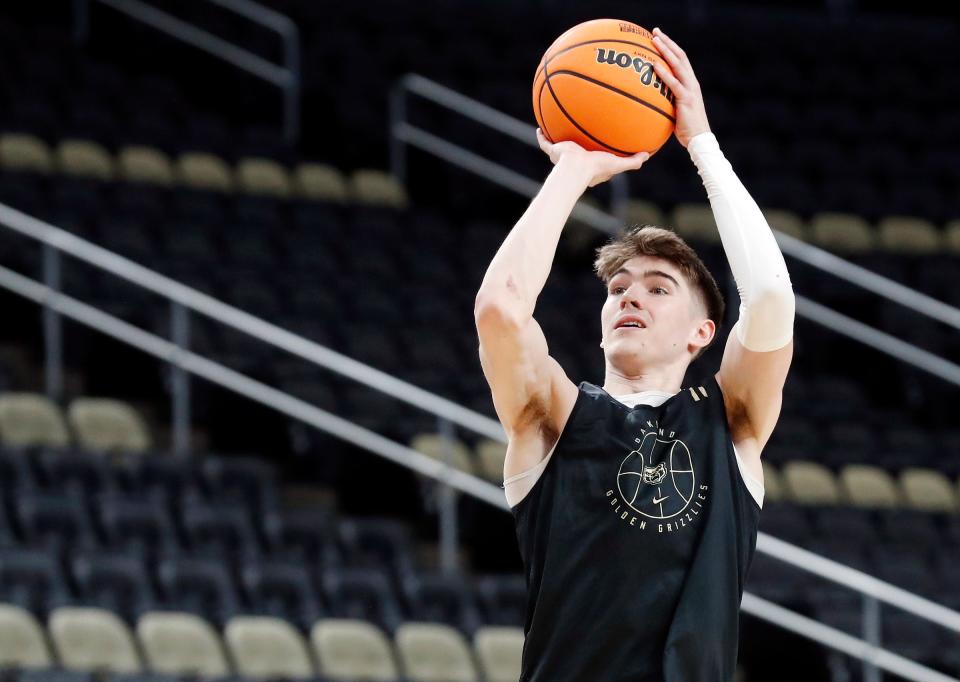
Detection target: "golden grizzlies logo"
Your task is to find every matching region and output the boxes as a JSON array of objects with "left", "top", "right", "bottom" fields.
[{"left": 617, "top": 432, "right": 695, "bottom": 520}]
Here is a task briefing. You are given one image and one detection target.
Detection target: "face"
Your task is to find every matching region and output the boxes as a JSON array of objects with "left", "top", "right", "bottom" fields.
[{"left": 600, "top": 255, "right": 714, "bottom": 373}]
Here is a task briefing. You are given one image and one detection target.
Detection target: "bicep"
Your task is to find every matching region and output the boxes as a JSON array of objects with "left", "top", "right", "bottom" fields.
[
  {"left": 475, "top": 305, "right": 559, "bottom": 437},
  {"left": 716, "top": 319, "right": 793, "bottom": 449}
]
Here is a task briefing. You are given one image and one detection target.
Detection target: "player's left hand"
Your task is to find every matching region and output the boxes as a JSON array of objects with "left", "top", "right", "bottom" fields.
[{"left": 651, "top": 27, "right": 711, "bottom": 149}]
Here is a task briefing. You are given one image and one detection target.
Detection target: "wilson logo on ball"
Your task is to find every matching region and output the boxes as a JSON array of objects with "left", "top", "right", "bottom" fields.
[{"left": 595, "top": 48, "right": 676, "bottom": 104}]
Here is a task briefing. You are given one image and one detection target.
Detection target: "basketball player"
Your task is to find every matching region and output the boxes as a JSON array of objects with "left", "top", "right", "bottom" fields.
[{"left": 474, "top": 27, "right": 794, "bottom": 681}]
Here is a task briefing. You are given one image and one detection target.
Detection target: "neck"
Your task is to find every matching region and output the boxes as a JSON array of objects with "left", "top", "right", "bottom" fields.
[{"left": 602, "top": 364, "right": 686, "bottom": 397}]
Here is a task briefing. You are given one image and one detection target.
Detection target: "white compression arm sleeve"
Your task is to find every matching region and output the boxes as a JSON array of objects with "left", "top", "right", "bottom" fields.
[{"left": 687, "top": 131, "right": 795, "bottom": 352}]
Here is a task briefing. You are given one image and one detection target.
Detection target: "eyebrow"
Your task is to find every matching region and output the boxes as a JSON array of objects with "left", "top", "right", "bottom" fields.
[{"left": 610, "top": 267, "right": 680, "bottom": 288}]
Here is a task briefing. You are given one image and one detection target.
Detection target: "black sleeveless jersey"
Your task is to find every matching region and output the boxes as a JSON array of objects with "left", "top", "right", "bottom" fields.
[{"left": 511, "top": 374, "right": 761, "bottom": 682}]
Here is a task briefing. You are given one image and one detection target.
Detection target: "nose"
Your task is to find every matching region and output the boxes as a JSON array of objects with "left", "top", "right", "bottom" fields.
[{"left": 620, "top": 283, "right": 644, "bottom": 310}]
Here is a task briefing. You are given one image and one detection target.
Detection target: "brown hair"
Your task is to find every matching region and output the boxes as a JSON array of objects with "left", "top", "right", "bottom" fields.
[{"left": 593, "top": 225, "right": 725, "bottom": 361}]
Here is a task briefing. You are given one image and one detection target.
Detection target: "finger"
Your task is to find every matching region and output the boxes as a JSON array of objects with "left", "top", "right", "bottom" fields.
[
  {"left": 536, "top": 128, "right": 552, "bottom": 155},
  {"left": 652, "top": 28, "right": 689, "bottom": 65},
  {"left": 622, "top": 152, "right": 651, "bottom": 170},
  {"left": 653, "top": 60, "right": 683, "bottom": 96}
]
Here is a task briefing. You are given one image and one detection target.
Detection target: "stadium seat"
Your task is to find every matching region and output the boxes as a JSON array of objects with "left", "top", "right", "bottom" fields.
[
  {"left": 0, "top": 603, "right": 53, "bottom": 668},
  {"left": 155, "top": 555, "right": 242, "bottom": 625},
  {"left": 15, "top": 491, "right": 99, "bottom": 552},
  {"left": 839, "top": 465, "right": 902, "bottom": 508},
  {"left": 474, "top": 438, "right": 506, "bottom": 483},
  {"left": 136, "top": 611, "right": 230, "bottom": 677},
  {"left": 0, "top": 547, "right": 73, "bottom": 614},
  {"left": 0, "top": 393, "right": 71, "bottom": 448},
  {"left": 116, "top": 146, "right": 175, "bottom": 186},
  {"left": 66, "top": 398, "right": 151, "bottom": 452},
  {"left": 54, "top": 139, "right": 113, "bottom": 180},
  {"left": 199, "top": 455, "right": 279, "bottom": 511},
  {"left": 48, "top": 606, "right": 142, "bottom": 673},
  {"left": 898, "top": 468, "right": 958, "bottom": 513},
  {"left": 781, "top": 461, "right": 843, "bottom": 505},
  {"left": 0, "top": 133, "right": 54, "bottom": 173},
  {"left": 239, "top": 558, "right": 324, "bottom": 629},
  {"left": 348, "top": 169, "right": 408, "bottom": 208},
  {"left": 669, "top": 203, "right": 720, "bottom": 243},
  {"left": 943, "top": 219, "right": 960, "bottom": 254},
  {"left": 876, "top": 216, "right": 942, "bottom": 254},
  {"left": 115, "top": 451, "right": 197, "bottom": 505},
  {"left": 321, "top": 567, "right": 404, "bottom": 634},
  {"left": 311, "top": 618, "right": 400, "bottom": 681},
  {"left": 474, "top": 574, "right": 525, "bottom": 627},
  {"left": 292, "top": 162, "right": 349, "bottom": 201},
  {"left": 762, "top": 208, "right": 807, "bottom": 241},
  {"left": 224, "top": 615, "right": 315, "bottom": 679},
  {"left": 394, "top": 622, "right": 478, "bottom": 682},
  {"left": 96, "top": 493, "right": 181, "bottom": 559},
  {"left": 261, "top": 507, "right": 341, "bottom": 568},
  {"left": 32, "top": 448, "right": 113, "bottom": 497},
  {"left": 70, "top": 550, "right": 158, "bottom": 622},
  {"left": 473, "top": 626, "right": 523, "bottom": 682},
  {"left": 180, "top": 501, "right": 263, "bottom": 559},
  {"left": 760, "top": 461, "right": 784, "bottom": 503},
  {"left": 236, "top": 157, "right": 293, "bottom": 197},
  {"left": 338, "top": 517, "right": 416, "bottom": 578},
  {"left": 401, "top": 572, "right": 483, "bottom": 634},
  {"left": 176, "top": 152, "right": 235, "bottom": 192},
  {"left": 409, "top": 433, "right": 476, "bottom": 475},
  {"left": 808, "top": 212, "right": 876, "bottom": 253}
]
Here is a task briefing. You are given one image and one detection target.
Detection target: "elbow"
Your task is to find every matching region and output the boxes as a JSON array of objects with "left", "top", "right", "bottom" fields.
[{"left": 474, "top": 295, "right": 525, "bottom": 332}]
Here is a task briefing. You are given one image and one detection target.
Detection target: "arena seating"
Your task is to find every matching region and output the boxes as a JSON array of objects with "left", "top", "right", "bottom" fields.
[
  {"left": 0, "top": 390, "right": 958, "bottom": 677},
  {"left": 0, "top": 2, "right": 958, "bottom": 678}
]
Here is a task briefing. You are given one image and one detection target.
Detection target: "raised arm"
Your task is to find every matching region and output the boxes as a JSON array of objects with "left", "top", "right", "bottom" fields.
[
  {"left": 653, "top": 27, "right": 795, "bottom": 453},
  {"left": 475, "top": 131, "right": 649, "bottom": 477}
]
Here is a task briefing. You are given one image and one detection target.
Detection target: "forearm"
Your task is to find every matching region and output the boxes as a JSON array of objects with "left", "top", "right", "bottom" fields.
[
  {"left": 688, "top": 132, "right": 795, "bottom": 351},
  {"left": 475, "top": 156, "right": 593, "bottom": 321}
]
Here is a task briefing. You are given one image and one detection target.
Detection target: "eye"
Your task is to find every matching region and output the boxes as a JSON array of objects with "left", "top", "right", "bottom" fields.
[
  {"left": 612, "top": 286, "right": 626, "bottom": 295},
  {"left": 652, "top": 286, "right": 668, "bottom": 295}
]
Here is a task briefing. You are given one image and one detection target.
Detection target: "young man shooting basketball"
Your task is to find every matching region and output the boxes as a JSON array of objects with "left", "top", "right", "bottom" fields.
[{"left": 474, "top": 27, "right": 794, "bottom": 681}]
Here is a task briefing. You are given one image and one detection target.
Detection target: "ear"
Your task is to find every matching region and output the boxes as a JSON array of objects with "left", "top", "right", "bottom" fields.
[{"left": 688, "top": 317, "right": 715, "bottom": 355}]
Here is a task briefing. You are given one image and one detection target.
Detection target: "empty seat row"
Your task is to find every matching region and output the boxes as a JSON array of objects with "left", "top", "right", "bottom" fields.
[
  {"left": 0, "top": 538, "right": 524, "bottom": 633},
  {"left": 0, "top": 393, "right": 149, "bottom": 452},
  {"left": 763, "top": 460, "right": 960, "bottom": 512},
  {"left": 0, "top": 134, "right": 407, "bottom": 207},
  {"left": 0, "top": 603, "right": 523, "bottom": 682},
  {"left": 626, "top": 200, "right": 960, "bottom": 256}
]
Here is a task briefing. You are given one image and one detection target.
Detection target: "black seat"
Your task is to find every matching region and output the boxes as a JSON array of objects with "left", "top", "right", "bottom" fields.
[
  {"left": 70, "top": 549, "right": 158, "bottom": 622},
  {"left": 239, "top": 557, "right": 324, "bottom": 630}
]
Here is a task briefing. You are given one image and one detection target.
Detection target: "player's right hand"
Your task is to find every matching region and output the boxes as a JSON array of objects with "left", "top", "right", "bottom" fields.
[{"left": 536, "top": 128, "right": 650, "bottom": 188}]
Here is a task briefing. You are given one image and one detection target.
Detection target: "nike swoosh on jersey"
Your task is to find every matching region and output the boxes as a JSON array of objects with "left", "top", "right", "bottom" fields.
[{"left": 653, "top": 495, "right": 669, "bottom": 504}]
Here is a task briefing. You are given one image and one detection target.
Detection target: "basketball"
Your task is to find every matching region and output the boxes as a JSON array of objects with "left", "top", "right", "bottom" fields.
[{"left": 532, "top": 18, "right": 677, "bottom": 157}]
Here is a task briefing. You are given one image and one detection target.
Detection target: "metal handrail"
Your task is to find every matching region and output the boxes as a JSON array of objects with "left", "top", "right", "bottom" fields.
[
  {"left": 391, "top": 73, "right": 960, "bottom": 333},
  {"left": 74, "top": 0, "right": 301, "bottom": 143},
  {"left": 1, "top": 204, "right": 959, "bottom": 679},
  {"left": 1, "top": 202, "right": 959, "bottom": 630}
]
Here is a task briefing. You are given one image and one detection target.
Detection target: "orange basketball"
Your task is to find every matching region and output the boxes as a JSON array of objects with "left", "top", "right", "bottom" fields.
[{"left": 532, "top": 18, "right": 676, "bottom": 157}]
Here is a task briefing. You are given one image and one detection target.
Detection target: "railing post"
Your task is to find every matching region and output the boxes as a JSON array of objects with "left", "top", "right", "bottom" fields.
[
  {"left": 171, "top": 302, "right": 191, "bottom": 454},
  {"left": 42, "top": 245, "right": 63, "bottom": 401},
  {"left": 389, "top": 81, "right": 408, "bottom": 185},
  {"left": 73, "top": 0, "right": 90, "bottom": 44},
  {"left": 282, "top": 26, "right": 300, "bottom": 144},
  {"left": 862, "top": 595, "right": 882, "bottom": 682},
  {"left": 437, "top": 415, "right": 459, "bottom": 573}
]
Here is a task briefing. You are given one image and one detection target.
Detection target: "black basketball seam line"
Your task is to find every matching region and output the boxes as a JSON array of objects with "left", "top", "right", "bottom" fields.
[
  {"left": 545, "top": 38, "right": 660, "bottom": 68},
  {"left": 535, "top": 68, "right": 553, "bottom": 143},
  {"left": 549, "top": 69, "right": 677, "bottom": 124},
  {"left": 543, "top": 69, "right": 631, "bottom": 156}
]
